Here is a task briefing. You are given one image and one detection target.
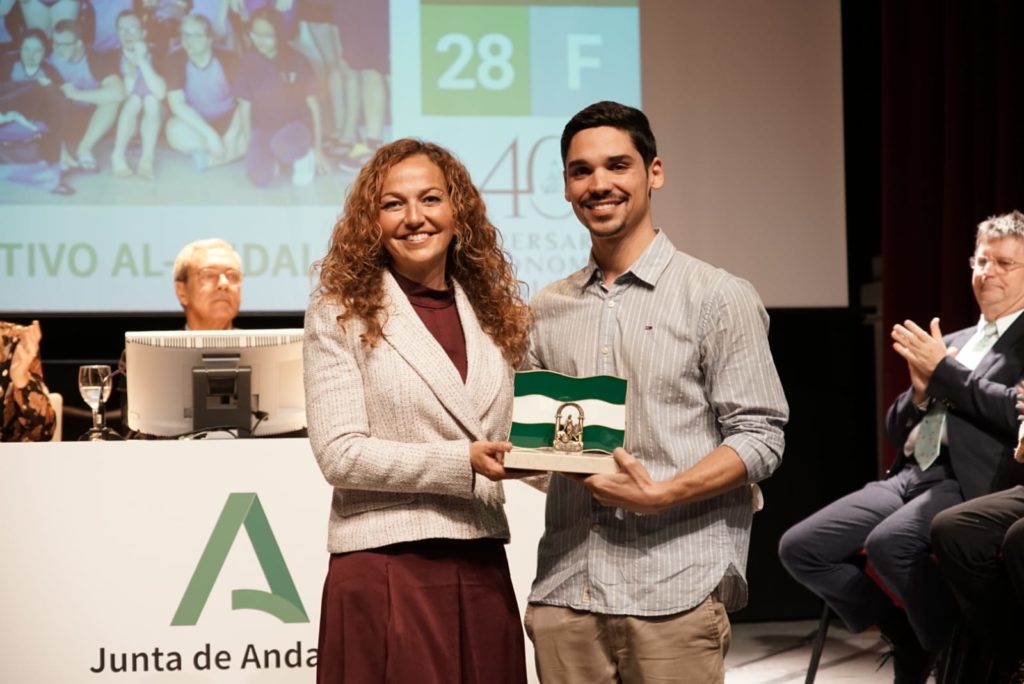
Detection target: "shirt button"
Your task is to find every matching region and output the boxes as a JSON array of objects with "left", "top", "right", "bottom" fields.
[
  {"left": 591, "top": 522, "right": 600, "bottom": 531},
  {"left": 601, "top": 346, "right": 610, "bottom": 355},
  {"left": 607, "top": 300, "right": 616, "bottom": 308}
]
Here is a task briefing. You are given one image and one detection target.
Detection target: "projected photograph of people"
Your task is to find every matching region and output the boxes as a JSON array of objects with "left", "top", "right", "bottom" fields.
[{"left": 0, "top": 0, "right": 391, "bottom": 204}]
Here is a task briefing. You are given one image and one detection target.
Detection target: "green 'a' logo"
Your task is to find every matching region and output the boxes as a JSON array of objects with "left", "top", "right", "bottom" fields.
[{"left": 171, "top": 493, "right": 309, "bottom": 626}]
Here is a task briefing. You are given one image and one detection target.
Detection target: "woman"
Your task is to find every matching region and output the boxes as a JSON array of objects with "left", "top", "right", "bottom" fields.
[
  {"left": 234, "top": 7, "right": 326, "bottom": 186},
  {"left": 0, "top": 28, "right": 73, "bottom": 193},
  {"left": 304, "top": 138, "right": 531, "bottom": 683},
  {"left": 109, "top": 9, "right": 166, "bottom": 178},
  {"left": 1, "top": 320, "right": 55, "bottom": 442}
]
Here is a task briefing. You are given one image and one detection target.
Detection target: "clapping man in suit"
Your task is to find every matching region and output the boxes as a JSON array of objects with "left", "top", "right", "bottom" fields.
[{"left": 780, "top": 210, "right": 1024, "bottom": 684}]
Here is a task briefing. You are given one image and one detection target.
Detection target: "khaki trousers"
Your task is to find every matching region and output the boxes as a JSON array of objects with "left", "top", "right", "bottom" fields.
[{"left": 524, "top": 595, "right": 731, "bottom": 684}]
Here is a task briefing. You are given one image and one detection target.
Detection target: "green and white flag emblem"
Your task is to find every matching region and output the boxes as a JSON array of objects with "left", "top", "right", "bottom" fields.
[{"left": 509, "top": 371, "right": 627, "bottom": 453}]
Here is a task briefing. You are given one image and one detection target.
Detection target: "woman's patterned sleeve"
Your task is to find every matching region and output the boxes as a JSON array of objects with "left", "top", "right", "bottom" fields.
[{"left": 2, "top": 356, "right": 55, "bottom": 442}]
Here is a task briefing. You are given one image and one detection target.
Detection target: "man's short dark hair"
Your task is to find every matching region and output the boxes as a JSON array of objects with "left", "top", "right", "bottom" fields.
[
  {"left": 52, "top": 19, "right": 84, "bottom": 42},
  {"left": 560, "top": 100, "right": 658, "bottom": 168},
  {"left": 116, "top": 9, "right": 140, "bottom": 27},
  {"left": 250, "top": 7, "right": 285, "bottom": 40},
  {"left": 182, "top": 13, "right": 214, "bottom": 39}
]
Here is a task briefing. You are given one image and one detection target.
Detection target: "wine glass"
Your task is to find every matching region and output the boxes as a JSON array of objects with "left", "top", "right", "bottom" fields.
[{"left": 78, "top": 364, "right": 112, "bottom": 440}]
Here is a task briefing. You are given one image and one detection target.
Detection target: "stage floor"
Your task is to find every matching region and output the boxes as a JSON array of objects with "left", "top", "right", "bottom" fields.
[{"left": 727, "top": 619, "right": 928, "bottom": 683}]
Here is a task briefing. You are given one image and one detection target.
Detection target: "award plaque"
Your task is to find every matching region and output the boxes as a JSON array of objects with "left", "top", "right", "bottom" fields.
[{"left": 503, "top": 370, "right": 627, "bottom": 474}]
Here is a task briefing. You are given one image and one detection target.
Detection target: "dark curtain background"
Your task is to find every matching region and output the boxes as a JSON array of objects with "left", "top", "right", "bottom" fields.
[{"left": 879, "top": 0, "right": 1024, "bottom": 467}]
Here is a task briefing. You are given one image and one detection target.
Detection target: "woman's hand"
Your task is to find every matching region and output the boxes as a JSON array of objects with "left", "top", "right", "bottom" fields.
[{"left": 469, "top": 440, "right": 513, "bottom": 481}]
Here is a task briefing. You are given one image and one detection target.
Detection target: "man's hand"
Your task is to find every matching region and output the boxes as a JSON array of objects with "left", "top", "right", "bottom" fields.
[
  {"left": 123, "top": 41, "right": 149, "bottom": 66},
  {"left": 891, "top": 317, "right": 957, "bottom": 403},
  {"left": 581, "top": 448, "right": 670, "bottom": 514}
]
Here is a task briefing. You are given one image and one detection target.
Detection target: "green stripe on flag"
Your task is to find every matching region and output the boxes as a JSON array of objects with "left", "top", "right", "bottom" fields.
[
  {"left": 514, "top": 371, "right": 626, "bottom": 404},
  {"left": 510, "top": 422, "right": 625, "bottom": 454}
]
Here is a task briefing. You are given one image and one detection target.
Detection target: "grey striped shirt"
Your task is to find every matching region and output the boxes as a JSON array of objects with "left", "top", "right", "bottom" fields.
[{"left": 527, "top": 230, "right": 789, "bottom": 614}]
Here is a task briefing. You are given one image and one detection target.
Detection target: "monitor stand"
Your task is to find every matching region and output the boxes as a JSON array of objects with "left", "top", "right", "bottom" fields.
[{"left": 192, "top": 354, "right": 252, "bottom": 437}]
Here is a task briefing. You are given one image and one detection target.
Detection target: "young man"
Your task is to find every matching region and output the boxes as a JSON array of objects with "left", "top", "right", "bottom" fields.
[
  {"left": 49, "top": 19, "right": 124, "bottom": 172},
  {"left": 781, "top": 211, "right": 1024, "bottom": 683},
  {"left": 172, "top": 238, "right": 242, "bottom": 330},
  {"left": 164, "top": 13, "right": 246, "bottom": 170},
  {"left": 525, "top": 100, "right": 789, "bottom": 683}
]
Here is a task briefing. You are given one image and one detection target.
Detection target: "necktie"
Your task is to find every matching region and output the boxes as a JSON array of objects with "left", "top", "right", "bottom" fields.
[
  {"left": 914, "top": 322, "right": 998, "bottom": 470},
  {"left": 975, "top": 322, "right": 999, "bottom": 353},
  {"left": 913, "top": 404, "right": 945, "bottom": 471}
]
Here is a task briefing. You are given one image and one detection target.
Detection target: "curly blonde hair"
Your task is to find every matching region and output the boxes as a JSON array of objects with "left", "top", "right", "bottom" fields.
[{"left": 315, "top": 139, "right": 531, "bottom": 364}]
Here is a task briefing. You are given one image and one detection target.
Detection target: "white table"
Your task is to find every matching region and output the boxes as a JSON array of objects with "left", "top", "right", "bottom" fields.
[{"left": 0, "top": 439, "right": 546, "bottom": 682}]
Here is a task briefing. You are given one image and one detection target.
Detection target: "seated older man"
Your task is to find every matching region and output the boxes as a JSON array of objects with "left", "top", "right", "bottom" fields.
[{"left": 172, "top": 238, "right": 242, "bottom": 330}]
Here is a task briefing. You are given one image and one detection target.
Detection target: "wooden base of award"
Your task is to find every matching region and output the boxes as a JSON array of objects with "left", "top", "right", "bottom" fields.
[{"left": 503, "top": 448, "right": 617, "bottom": 474}]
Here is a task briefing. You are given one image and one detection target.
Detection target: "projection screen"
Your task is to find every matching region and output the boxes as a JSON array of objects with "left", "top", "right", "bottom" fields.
[{"left": 1, "top": 0, "right": 845, "bottom": 312}]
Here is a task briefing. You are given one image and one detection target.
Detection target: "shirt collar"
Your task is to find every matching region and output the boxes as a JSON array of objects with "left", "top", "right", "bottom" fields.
[
  {"left": 978, "top": 309, "right": 1024, "bottom": 338},
  {"left": 571, "top": 229, "right": 676, "bottom": 290}
]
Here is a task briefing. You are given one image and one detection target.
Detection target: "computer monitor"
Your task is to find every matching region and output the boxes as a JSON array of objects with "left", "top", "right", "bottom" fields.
[{"left": 125, "top": 329, "right": 305, "bottom": 438}]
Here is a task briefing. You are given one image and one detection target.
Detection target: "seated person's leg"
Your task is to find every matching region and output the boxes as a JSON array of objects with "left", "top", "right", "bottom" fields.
[
  {"left": 934, "top": 487, "right": 1024, "bottom": 673},
  {"left": 136, "top": 94, "right": 162, "bottom": 179},
  {"left": 220, "top": 107, "right": 248, "bottom": 165},
  {"left": 112, "top": 94, "right": 142, "bottom": 176},
  {"left": 778, "top": 479, "right": 905, "bottom": 634},
  {"left": 15, "top": 85, "right": 67, "bottom": 165},
  {"left": 165, "top": 115, "right": 206, "bottom": 154},
  {"left": 77, "top": 102, "right": 119, "bottom": 169},
  {"left": 59, "top": 103, "right": 92, "bottom": 170},
  {"left": 245, "top": 128, "right": 275, "bottom": 187},
  {"left": 1004, "top": 500, "right": 1024, "bottom": 608},
  {"left": 864, "top": 469, "right": 963, "bottom": 652},
  {"left": 360, "top": 68, "right": 385, "bottom": 144},
  {"left": 202, "top": 108, "right": 240, "bottom": 167},
  {"left": 268, "top": 119, "right": 311, "bottom": 165},
  {"left": 1001, "top": 512, "right": 1024, "bottom": 676},
  {"left": 268, "top": 120, "right": 313, "bottom": 185}
]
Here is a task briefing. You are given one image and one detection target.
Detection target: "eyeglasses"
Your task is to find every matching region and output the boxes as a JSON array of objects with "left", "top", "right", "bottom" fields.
[
  {"left": 969, "top": 256, "right": 1024, "bottom": 274},
  {"left": 195, "top": 268, "right": 242, "bottom": 286},
  {"left": 52, "top": 40, "right": 78, "bottom": 47}
]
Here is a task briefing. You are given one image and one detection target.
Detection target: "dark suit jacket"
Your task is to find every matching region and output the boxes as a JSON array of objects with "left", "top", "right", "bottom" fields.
[{"left": 886, "top": 314, "right": 1024, "bottom": 500}]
